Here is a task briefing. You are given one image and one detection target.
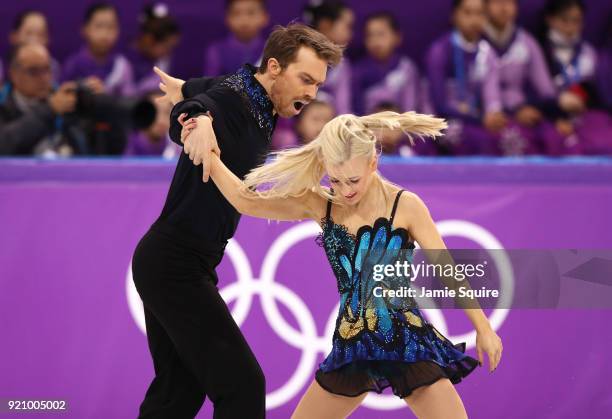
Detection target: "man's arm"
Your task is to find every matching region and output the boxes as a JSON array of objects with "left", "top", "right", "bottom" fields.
[
  {"left": 181, "top": 76, "right": 225, "bottom": 99},
  {"left": 169, "top": 92, "right": 220, "bottom": 145},
  {"left": 172, "top": 86, "right": 250, "bottom": 182}
]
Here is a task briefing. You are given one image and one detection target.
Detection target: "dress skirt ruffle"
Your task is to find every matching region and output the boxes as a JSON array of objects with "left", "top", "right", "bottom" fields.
[{"left": 315, "top": 319, "right": 480, "bottom": 399}]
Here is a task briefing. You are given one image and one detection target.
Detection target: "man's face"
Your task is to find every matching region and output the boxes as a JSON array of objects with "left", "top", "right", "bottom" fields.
[
  {"left": 268, "top": 47, "right": 328, "bottom": 118},
  {"left": 10, "top": 45, "right": 53, "bottom": 99}
]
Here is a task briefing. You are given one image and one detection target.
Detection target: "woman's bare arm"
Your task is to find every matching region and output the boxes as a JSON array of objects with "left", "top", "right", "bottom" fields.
[
  {"left": 399, "top": 192, "right": 503, "bottom": 371},
  {"left": 209, "top": 152, "right": 324, "bottom": 222},
  {"left": 179, "top": 111, "right": 325, "bottom": 221}
]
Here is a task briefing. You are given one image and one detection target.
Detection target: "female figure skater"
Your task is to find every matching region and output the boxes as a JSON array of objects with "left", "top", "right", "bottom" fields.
[{"left": 180, "top": 110, "right": 503, "bottom": 418}]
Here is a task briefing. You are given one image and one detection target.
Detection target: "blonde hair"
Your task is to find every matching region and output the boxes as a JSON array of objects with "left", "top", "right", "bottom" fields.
[{"left": 241, "top": 111, "right": 447, "bottom": 203}]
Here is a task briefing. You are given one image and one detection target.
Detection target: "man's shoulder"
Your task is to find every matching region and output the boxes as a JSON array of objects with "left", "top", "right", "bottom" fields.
[{"left": 182, "top": 75, "right": 227, "bottom": 98}]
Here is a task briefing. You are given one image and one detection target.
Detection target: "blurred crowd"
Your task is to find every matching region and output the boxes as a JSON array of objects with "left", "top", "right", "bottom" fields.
[{"left": 0, "top": 0, "right": 611, "bottom": 157}]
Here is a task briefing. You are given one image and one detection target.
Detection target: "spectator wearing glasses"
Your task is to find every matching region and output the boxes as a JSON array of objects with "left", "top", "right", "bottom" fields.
[{"left": 0, "top": 44, "right": 76, "bottom": 155}]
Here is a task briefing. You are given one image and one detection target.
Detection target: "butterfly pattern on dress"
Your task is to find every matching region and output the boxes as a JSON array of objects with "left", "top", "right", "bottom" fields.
[
  {"left": 317, "top": 213, "right": 425, "bottom": 334},
  {"left": 315, "top": 190, "right": 479, "bottom": 374}
]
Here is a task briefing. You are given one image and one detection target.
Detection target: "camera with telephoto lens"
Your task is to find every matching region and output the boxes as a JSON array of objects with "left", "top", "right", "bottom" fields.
[{"left": 60, "top": 81, "right": 157, "bottom": 154}]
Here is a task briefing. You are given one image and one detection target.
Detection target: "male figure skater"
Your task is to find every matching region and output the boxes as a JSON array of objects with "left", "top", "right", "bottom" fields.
[{"left": 131, "top": 24, "right": 342, "bottom": 419}]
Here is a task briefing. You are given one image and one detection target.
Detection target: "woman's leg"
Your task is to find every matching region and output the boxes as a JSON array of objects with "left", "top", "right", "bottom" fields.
[
  {"left": 403, "top": 378, "right": 467, "bottom": 419},
  {"left": 291, "top": 379, "right": 368, "bottom": 419}
]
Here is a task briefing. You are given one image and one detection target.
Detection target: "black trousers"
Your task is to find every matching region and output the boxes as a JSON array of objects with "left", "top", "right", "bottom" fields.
[{"left": 132, "top": 223, "right": 266, "bottom": 419}]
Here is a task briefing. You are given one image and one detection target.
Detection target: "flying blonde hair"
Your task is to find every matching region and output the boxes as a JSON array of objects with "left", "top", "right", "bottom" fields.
[{"left": 240, "top": 111, "right": 447, "bottom": 203}]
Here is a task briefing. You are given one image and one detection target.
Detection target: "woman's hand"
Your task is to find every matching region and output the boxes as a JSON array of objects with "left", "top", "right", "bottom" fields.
[
  {"left": 475, "top": 325, "right": 503, "bottom": 373},
  {"left": 154, "top": 66, "right": 185, "bottom": 106},
  {"left": 179, "top": 114, "right": 198, "bottom": 143},
  {"left": 178, "top": 112, "right": 220, "bottom": 181}
]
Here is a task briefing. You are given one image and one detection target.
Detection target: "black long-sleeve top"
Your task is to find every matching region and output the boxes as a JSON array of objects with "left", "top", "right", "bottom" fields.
[{"left": 151, "top": 64, "right": 277, "bottom": 249}]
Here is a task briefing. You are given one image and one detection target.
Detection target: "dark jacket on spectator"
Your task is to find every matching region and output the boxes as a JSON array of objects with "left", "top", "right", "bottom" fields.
[{"left": 0, "top": 86, "right": 63, "bottom": 155}]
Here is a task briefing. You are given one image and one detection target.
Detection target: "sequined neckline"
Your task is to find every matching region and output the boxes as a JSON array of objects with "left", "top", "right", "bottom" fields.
[
  {"left": 219, "top": 64, "right": 276, "bottom": 140},
  {"left": 320, "top": 215, "right": 413, "bottom": 246}
]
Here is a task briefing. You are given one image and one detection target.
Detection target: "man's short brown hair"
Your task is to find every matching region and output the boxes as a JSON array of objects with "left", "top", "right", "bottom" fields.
[{"left": 258, "top": 23, "right": 343, "bottom": 73}]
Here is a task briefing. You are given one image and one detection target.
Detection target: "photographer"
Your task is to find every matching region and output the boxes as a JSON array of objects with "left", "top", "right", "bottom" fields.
[
  {"left": 0, "top": 43, "right": 78, "bottom": 155},
  {"left": 1, "top": 43, "right": 154, "bottom": 156}
]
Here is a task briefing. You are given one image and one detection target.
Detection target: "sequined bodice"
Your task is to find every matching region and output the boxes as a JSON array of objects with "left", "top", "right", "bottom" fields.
[
  {"left": 315, "top": 189, "right": 415, "bottom": 296},
  {"left": 316, "top": 215, "right": 415, "bottom": 294}
]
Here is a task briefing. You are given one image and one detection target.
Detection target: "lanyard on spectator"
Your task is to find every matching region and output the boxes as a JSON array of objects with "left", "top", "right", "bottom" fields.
[
  {"left": 556, "top": 43, "right": 582, "bottom": 87},
  {"left": 451, "top": 31, "right": 477, "bottom": 115}
]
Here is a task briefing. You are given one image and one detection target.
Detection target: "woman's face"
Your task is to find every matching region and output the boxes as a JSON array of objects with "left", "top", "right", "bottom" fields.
[
  {"left": 547, "top": 5, "right": 583, "bottom": 41},
  {"left": 325, "top": 154, "right": 377, "bottom": 206},
  {"left": 11, "top": 13, "right": 49, "bottom": 47},
  {"left": 453, "top": 0, "right": 486, "bottom": 42}
]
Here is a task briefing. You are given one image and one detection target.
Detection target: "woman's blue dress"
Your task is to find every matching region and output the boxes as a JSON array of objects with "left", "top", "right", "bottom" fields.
[{"left": 315, "top": 189, "right": 479, "bottom": 398}]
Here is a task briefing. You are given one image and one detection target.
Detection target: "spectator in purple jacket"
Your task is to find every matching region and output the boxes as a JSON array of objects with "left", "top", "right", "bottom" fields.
[
  {"left": 203, "top": 0, "right": 269, "bottom": 76},
  {"left": 426, "top": 0, "right": 540, "bottom": 155},
  {"left": 484, "top": 0, "right": 558, "bottom": 126},
  {"left": 352, "top": 12, "right": 421, "bottom": 117},
  {"left": 483, "top": 0, "right": 561, "bottom": 155},
  {"left": 303, "top": 1, "right": 354, "bottom": 114},
  {"left": 125, "top": 3, "right": 180, "bottom": 97},
  {"left": 62, "top": 3, "right": 133, "bottom": 96}
]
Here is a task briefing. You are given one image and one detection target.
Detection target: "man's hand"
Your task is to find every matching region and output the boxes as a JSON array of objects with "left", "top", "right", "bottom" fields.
[
  {"left": 48, "top": 82, "right": 77, "bottom": 115},
  {"left": 178, "top": 113, "right": 221, "bottom": 182},
  {"left": 154, "top": 66, "right": 185, "bottom": 106}
]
